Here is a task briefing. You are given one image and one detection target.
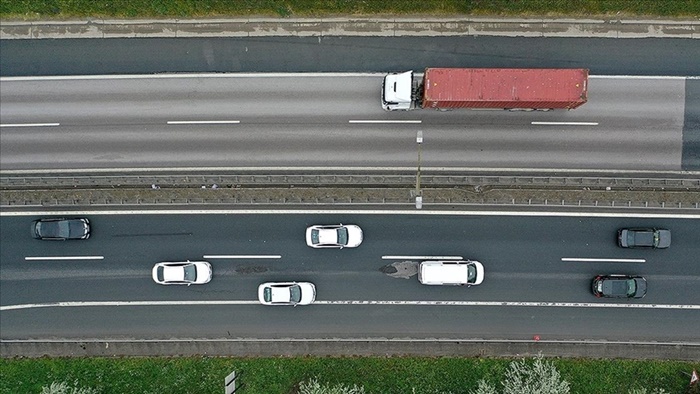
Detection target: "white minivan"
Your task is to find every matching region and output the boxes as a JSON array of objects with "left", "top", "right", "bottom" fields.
[{"left": 418, "top": 260, "right": 484, "bottom": 286}]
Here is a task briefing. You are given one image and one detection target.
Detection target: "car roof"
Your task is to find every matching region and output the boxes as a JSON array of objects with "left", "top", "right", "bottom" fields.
[
  {"left": 632, "top": 231, "right": 655, "bottom": 245},
  {"left": 606, "top": 278, "right": 630, "bottom": 295},
  {"left": 270, "top": 286, "right": 292, "bottom": 303},
  {"left": 420, "top": 261, "right": 481, "bottom": 285},
  {"left": 317, "top": 228, "right": 340, "bottom": 244},
  {"left": 162, "top": 265, "right": 189, "bottom": 282}
]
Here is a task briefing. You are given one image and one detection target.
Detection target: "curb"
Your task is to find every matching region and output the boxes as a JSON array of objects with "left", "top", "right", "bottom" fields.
[
  {"left": 1, "top": 17, "right": 699, "bottom": 39},
  {"left": 3, "top": 339, "right": 699, "bottom": 360}
]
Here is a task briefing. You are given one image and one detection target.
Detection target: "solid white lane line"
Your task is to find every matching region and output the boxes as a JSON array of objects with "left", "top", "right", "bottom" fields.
[
  {"left": 3, "top": 339, "right": 697, "bottom": 345},
  {"left": 349, "top": 120, "right": 422, "bottom": 124},
  {"left": 315, "top": 301, "right": 700, "bottom": 310},
  {"left": 24, "top": 256, "right": 104, "bottom": 261},
  {"left": 0, "top": 123, "right": 60, "bottom": 128},
  {"left": 167, "top": 120, "right": 240, "bottom": 125},
  {"left": 1, "top": 73, "right": 390, "bottom": 81},
  {"left": 531, "top": 121, "right": 599, "bottom": 126},
  {"left": 0, "top": 74, "right": 695, "bottom": 82},
  {"left": 1, "top": 300, "right": 258, "bottom": 311},
  {"left": 561, "top": 258, "right": 646, "bottom": 263},
  {"left": 203, "top": 255, "right": 281, "bottom": 259},
  {"left": 382, "top": 256, "right": 463, "bottom": 260},
  {"left": 589, "top": 75, "right": 696, "bottom": 80},
  {"left": 2, "top": 299, "right": 698, "bottom": 312},
  {"left": 3, "top": 166, "right": 698, "bottom": 175},
  {"left": 3, "top": 210, "right": 699, "bottom": 219},
  {"left": 314, "top": 301, "right": 700, "bottom": 309}
]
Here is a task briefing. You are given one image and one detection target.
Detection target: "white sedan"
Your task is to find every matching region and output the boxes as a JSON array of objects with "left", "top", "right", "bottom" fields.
[
  {"left": 258, "top": 282, "right": 316, "bottom": 305},
  {"left": 152, "top": 261, "right": 212, "bottom": 285},
  {"left": 305, "top": 224, "right": 363, "bottom": 248}
]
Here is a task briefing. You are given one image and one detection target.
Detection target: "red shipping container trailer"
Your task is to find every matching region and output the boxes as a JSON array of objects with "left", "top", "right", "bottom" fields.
[{"left": 421, "top": 68, "right": 588, "bottom": 110}]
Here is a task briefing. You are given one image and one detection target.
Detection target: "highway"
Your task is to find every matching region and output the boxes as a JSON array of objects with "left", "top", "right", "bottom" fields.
[
  {"left": 1, "top": 211, "right": 699, "bottom": 342},
  {"left": 1, "top": 74, "right": 699, "bottom": 171}
]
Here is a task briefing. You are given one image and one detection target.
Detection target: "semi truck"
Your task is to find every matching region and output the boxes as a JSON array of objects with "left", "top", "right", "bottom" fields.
[{"left": 382, "top": 68, "right": 588, "bottom": 111}]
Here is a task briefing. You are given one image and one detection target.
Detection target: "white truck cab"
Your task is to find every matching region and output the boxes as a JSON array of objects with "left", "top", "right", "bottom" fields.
[{"left": 381, "top": 71, "right": 414, "bottom": 111}]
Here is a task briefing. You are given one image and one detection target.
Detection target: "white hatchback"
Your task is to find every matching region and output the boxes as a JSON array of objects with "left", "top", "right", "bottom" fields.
[
  {"left": 258, "top": 282, "right": 316, "bottom": 305},
  {"left": 305, "top": 224, "right": 363, "bottom": 248},
  {"left": 152, "top": 261, "right": 212, "bottom": 285}
]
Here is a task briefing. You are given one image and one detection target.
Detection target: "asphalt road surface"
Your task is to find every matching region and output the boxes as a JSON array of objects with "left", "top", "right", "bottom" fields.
[
  {"left": 1, "top": 74, "right": 698, "bottom": 171},
  {"left": 1, "top": 36, "right": 700, "bottom": 76},
  {"left": 1, "top": 212, "right": 698, "bottom": 342}
]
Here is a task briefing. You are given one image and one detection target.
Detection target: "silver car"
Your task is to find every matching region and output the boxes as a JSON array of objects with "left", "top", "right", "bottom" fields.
[
  {"left": 305, "top": 224, "right": 363, "bottom": 248},
  {"left": 152, "top": 261, "right": 212, "bottom": 285},
  {"left": 258, "top": 282, "right": 316, "bottom": 305}
]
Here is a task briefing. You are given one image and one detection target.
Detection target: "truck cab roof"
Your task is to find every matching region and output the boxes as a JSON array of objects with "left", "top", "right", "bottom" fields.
[{"left": 382, "top": 71, "right": 413, "bottom": 111}]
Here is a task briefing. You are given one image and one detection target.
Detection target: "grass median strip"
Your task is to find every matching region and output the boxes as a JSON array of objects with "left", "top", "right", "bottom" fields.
[
  {"left": 1, "top": 356, "right": 698, "bottom": 393},
  {"left": 1, "top": 0, "right": 699, "bottom": 19}
]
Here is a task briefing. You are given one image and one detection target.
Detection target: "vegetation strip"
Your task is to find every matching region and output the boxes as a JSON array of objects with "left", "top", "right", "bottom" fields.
[
  {"left": 1, "top": 357, "right": 698, "bottom": 393},
  {"left": 2, "top": 0, "right": 699, "bottom": 19}
]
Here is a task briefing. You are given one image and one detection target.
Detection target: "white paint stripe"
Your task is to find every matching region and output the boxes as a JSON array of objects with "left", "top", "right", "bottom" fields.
[
  {"left": 0, "top": 74, "right": 695, "bottom": 82},
  {"left": 2, "top": 210, "right": 699, "bottom": 219},
  {"left": 349, "top": 120, "right": 422, "bottom": 124},
  {"left": 0, "top": 73, "right": 388, "bottom": 81},
  {"left": 589, "top": 75, "right": 696, "bottom": 80},
  {"left": 167, "top": 120, "right": 240, "bottom": 125},
  {"left": 562, "top": 257, "right": 646, "bottom": 263},
  {"left": 2, "top": 338, "right": 699, "bottom": 346},
  {"left": 203, "top": 255, "right": 281, "bottom": 259},
  {"left": 315, "top": 300, "right": 700, "bottom": 309},
  {"left": 531, "top": 121, "right": 599, "bottom": 126},
  {"left": 2, "top": 299, "right": 698, "bottom": 312},
  {"left": 382, "top": 256, "right": 463, "bottom": 260},
  {"left": 25, "top": 256, "right": 104, "bottom": 261},
  {"left": 0, "top": 300, "right": 257, "bottom": 311},
  {"left": 0, "top": 123, "right": 59, "bottom": 128},
  {"left": 2, "top": 166, "right": 698, "bottom": 175}
]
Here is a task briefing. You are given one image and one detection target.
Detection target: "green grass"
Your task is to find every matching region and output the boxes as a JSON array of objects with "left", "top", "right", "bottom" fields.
[
  {"left": 1, "top": 356, "right": 698, "bottom": 394},
  {"left": 1, "top": 0, "right": 699, "bottom": 19}
]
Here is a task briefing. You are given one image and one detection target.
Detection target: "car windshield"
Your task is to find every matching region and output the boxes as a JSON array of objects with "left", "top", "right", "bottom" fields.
[
  {"left": 336, "top": 228, "right": 348, "bottom": 245},
  {"left": 263, "top": 287, "right": 272, "bottom": 303},
  {"left": 467, "top": 264, "right": 476, "bottom": 282},
  {"left": 182, "top": 264, "right": 197, "bottom": 282},
  {"left": 625, "top": 279, "right": 637, "bottom": 296},
  {"left": 156, "top": 266, "right": 165, "bottom": 282},
  {"left": 289, "top": 285, "right": 302, "bottom": 303}
]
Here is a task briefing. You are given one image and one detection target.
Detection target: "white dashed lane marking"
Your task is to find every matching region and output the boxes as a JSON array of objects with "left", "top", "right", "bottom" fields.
[{"left": 25, "top": 256, "right": 104, "bottom": 261}]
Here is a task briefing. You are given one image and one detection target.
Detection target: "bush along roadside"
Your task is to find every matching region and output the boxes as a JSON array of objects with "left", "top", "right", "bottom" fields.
[{"left": 2, "top": 356, "right": 699, "bottom": 394}]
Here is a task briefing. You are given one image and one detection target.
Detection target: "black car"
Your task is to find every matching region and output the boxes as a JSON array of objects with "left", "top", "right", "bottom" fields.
[
  {"left": 592, "top": 275, "right": 647, "bottom": 298},
  {"left": 31, "top": 218, "right": 91, "bottom": 240},
  {"left": 618, "top": 228, "right": 670, "bottom": 249}
]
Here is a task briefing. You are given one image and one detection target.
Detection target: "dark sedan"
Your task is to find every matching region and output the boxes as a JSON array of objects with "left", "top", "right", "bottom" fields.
[
  {"left": 31, "top": 218, "right": 91, "bottom": 240},
  {"left": 618, "top": 228, "right": 670, "bottom": 249},
  {"left": 592, "top": 275, "right": 647, "bottom": 298}
]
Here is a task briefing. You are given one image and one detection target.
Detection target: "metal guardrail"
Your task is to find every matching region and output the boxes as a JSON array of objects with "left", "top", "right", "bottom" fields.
[
  {"left": 3, "top": 197, "right": 698, "bottom": 209},
  {"left": 2, "top": 174, "right": 700, "bottom": 190},
  {"left": 2, "top": 173, "right": 699, "bottom": 209}
]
